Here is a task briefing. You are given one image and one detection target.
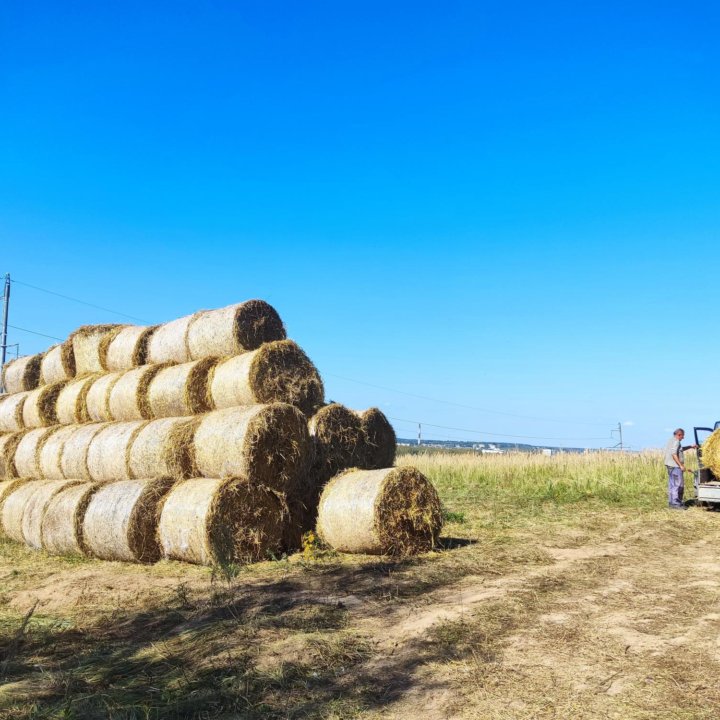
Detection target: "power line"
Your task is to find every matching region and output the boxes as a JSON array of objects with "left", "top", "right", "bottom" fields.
[{"left": 7, "top": 324, "right": 63, "bottom": 342}]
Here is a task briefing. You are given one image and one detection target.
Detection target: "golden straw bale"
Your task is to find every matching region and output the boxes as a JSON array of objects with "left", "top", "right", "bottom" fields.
[
  {"left": 86, "top": 420, "right": 146, "bottom": 483},
  {"left": 22, "top": 381, "right": 67, "bottom": 428},
  {"left": 1, "top": 354, "right": 42, "bottom": 394},
  {"left": 40, "top": 341, "right": 75, "bottom": 384},
  {"left": 42, "top": 482, "right": 100, "bottom": 556},
  {"left": 309, "top": 404, "right": 365, "bottom": 477},
  {"left": 209, "top": 340, "right": 324, "bottom": 416},
  {"left": 56, "top": 374, "right": 99, "bottom": 425},
  {"left": 186, "top": 300, "right": 286, "bottom": 360},
  {"left": 0, "top": 479, "right": 28, "bottom": 536},
  {"left": 38, "top": 425, "right": 77, "bottom": 480},
  {"left": 101, "top": 325, "right": 158, "bottom": 371},
  {"left": 147, "top": 358, "right": 217, "bottom": 418},
  {"left": 85, "top": 372, "right": 122, "bottom": 422},
  {"left": 317, "top": 467, "right": 443, "bottom": 556},
  {"left": 357, "top": 408, "right": 397, "bottom": 469},
  {"left": 71, "top": 324, "right": 125, "bottom": 376},
  {"left": 108, "top": 364, "right": 169, "bottom": 421},
  {"left": 60, "top": 423, "right": 109, "bottom": 481},
  {"left": 0, "top": 432, "right": 26, "bottom": 478},
  {"left": 147, "top": 314, "right": 195, "bottom": 364},
  {"left": 82, "top": 478, "right": 175, "bottom": 563},
  {"left": 128, "top": 417, "right": 197, "bottom": 480},
  {"left": 14, "top": 427, "right": 59, "bottom": 478},
  {"left": 0, "top": 391, "right": 29, "bottom": 432},
  {"left": 158, "top": 477, "right": 286, "bottom": 565},
  {"left": 193, "top": 404, "right": 311, "bottom": 492},
  {"left": 1, "top": 479, "right": 49, "bottom": 543},
  {"left": 702, "top": 430, "right": 720, "bottom": 477},
  {"left": 21, "top": 479, "right": 80, "bottom": 550}
]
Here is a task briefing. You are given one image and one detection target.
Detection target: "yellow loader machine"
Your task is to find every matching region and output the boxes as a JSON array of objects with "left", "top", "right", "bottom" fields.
[{"left": 694, "top": 423, "right": 720, "bottom": 504}]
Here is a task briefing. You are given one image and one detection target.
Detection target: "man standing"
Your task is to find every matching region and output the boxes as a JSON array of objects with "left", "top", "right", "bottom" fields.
[{"left": 664, "top": 428, "right": 697, "bottom": 510}]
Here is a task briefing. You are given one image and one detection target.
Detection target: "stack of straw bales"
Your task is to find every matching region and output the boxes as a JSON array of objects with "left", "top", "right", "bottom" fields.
[{"left": 0, "top": 299, "right": 441, "bottom": 565}]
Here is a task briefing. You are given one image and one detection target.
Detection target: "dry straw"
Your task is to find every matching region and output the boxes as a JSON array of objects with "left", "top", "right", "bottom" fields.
[
  {"left": 40, "top": 341, "right": 76, "bottom": 385},
  {"left": 147, "top": 358, "right": 217, "bottom": 418},
  {"left": 0, "top": 432, "right": 25, "bottom": 478},
  {"left": 193, "top": 404, "right": 311, "bottom": 492},
  {"left": 71, "top": 324, "right": 125, "bottom": 376},
  {"left": 60, "top": 422, "right": 109, "bottom": 481},
  {"left": 109, "top": 364, "right": 169, "bottom": 421},
  {"left": 21, "top": 479, "right": 80, "bottom": 550},
  {"left": 147, "top": 314, "right": 196, "bottom": 364},
  {"left": 101, "top": 325, "right": 158, "bottom": 371},
  {"left": 85, "top": 372, "right": 122, "bottom": 422},
  {"left": 82, "top": 477, "right": 175, "bottom": 563},
  {"left": 128, "top": 417, "right": 197, "bottom": 480},
  {"left": 310, "top": 403, "right": 365, "bottom": 477},
  {"left": 0, "top": 392, "right": 29, "bottom": 432},
  {"left": 38, "top": 425, "right": 77, "bottom": 480},
  {"left": 42, "top": 482, "right": 101, "bottom": 556},
  {"left": 357, "top": 408, "right": 397, "bottom": 469},
  {"left": 0, "top": 479, "right": 28, "bottom": 536},
  {"left": 1, "top": 479, "right": 49, "bottom": 543},
  {"left": 22, "top": 381, "right": 67, "bottom": 428},
  {"left": 1, "top": 354, "right": 42, "bottom": 394},
  {"left": 158, "top": 477, "right": 285, "bottom": 565},
  {"left": 86, "top": 420, "right": 146, "bottom": 483},
  {"left": 317, "top": 466, "right": 443, "bottom": 556},
  {"left": 186, "top": 300, "right": 286, "bottom": 360},
  {"left": 702, "top": 430, "right": 720, "bottom": 477},
  {"left": 56, "top": 374, "right": 99, "bottom": 425},
  {"left": 14, "top": 427, "right": 59, "bottom": 478},
  {"left": 210, "top": 340, "right": 324, "bottom": 416}
]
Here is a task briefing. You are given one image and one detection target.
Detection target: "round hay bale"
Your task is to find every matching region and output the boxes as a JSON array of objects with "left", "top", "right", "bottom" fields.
[
  {"left": 56, "top": 374, "right": 99, "bottom": 425},
  {"left": 309, "top": 404, "right": 365, "bottom": 476},
  {"left": 317, "top": 467, "right": 443, "bottom": 556},
  {"left": 1, "top": 479, "right": 49, "bottom": 543},
  {"left": 108, "top": 364, "right": 169, "bottom": 421},
  {"left": 21, "top": 381, "right": 67, "bottom": 428},
  {"left": 147, "top": 358, "right": 217, "bottom": 418},
  {"left": 0, "top": 479, "right": 29, "bottom": 536},
  {"left": 128, "top": 417, "right": 197, "bottom": 480},
  {"left": 193, "top": 404, "right": 311, "bottom": 492},
  {"left": 1, "top": 354, "right": 42, "bottom": 394},
  {"left": 40, "top": 341, "right": 75, "bottom": 385},
  {"left": 209, "top": 340, "right": 324, "bottom": 416},
  {"left": 60, "top": 423, "right": 109, "bottom": 481},
  {"left": 186, "top": 300, "right": 286, "bottom": 360},
  {"left": 85, "top": 372, "right": 122, "bottom": 422},
  {"left": 71, "top": 324, "right": 125, "bottom": 376},
  {"left": 86, "top": 420, "right": 146, "bottom": 483},
  {"left": 41, "top": 482, "right": 101, "bottom": 556},
  {"left": 101, "top": 325, "right": 158, "bottom": 371},
  {"left": 38, "top": 425, "right": 77, "bottom": 480},
  {"left": 357, "top": 408, "right": 397, "bottom": 469},
  {"left": 21, "top": 479, "right": 80, "bottom": 550},
  {"left": 158, "top": 477, "right": 286, "bottom": 565},
  {"left": 0, "top": 432, "right": 25, "bottom": 478},
  {"left": 14, "top": 427, "right": 59, "bottom": 478},
  {"left": 702, "top": 430, "right": 720, "bottom": 477},
  {"left": 0, "top": 391, "right": 29, "bottom": 432},
  {"left": 147, "top": 314, "right": 195, "bottom": 364},
  {"left": 82, "top": 477, "right": 175, "bottom": 563}
]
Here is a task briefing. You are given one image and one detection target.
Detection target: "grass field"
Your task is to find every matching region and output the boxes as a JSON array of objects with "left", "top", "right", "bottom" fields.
[{"left": 2, "top": 450, "right": 720, "bottom": 719}]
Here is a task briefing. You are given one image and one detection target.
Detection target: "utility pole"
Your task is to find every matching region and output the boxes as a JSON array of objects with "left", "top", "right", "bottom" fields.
[
  {"left": 0, "top": 273, "right": 10, "bottom": 373},
  {"left": 417, "top": 423, "right": 422, "bottom": 447},
  {"left": 618, "top": 422, "right": 623, "bottom": 451}
]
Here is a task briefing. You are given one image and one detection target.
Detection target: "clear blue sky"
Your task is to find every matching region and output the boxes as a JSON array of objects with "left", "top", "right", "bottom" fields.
[{"left": 1, "top": 1, "right": 718, "bottom": 449}]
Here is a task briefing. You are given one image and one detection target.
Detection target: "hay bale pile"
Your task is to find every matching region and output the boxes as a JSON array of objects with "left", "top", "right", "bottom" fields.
[{"left": 0, "top": 298, "right": 437, "bottom": 564}]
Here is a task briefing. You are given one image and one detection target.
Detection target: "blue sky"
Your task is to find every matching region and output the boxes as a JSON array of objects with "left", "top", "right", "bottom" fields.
[{"left": 1, "top": 1, "right": 718, "bottom": 449}]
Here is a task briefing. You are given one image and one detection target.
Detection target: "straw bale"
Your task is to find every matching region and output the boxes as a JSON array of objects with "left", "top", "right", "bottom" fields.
[
  {"left": 158, "top": 477, "right": 286, "bottom": 565},
  {"left": 148, "top": 358, "right": 217, "bottom": 418},
  {"left": 317, "top": 467, "right": 443, "bottom": 556},
  {"left": 22, "top": 381, "right": 67, "bottom": 428},
  {"left": 357, "top": 408, "right": 397, "bottom": 469},
  {"left": 702, "top": 430, "right": 720, "bottom": 478},
  {"left": 56, "top": 374, "right": 99, "bottom": 425},
  {"left": 193, "top": 404, "right": 311, "bottom": 492},
  {"left": 210, "top": 340, "right": 324, "bottom": 416},
  {"left": 0, "top": 432, "right": 25, "bottom": 478},
  {"left": 14, "top": 427, "right": 59, "bottom": 478},
  {"left": 1, "top": 479, "right": 49, "bottom": 543},
  {"left": 60, "top": 423, "right": 108, "bottom": 481},
  {"left": 187, "top": 300, "right": 286, "bottom": 360},
  {"left": 102, "top": 325, "right": 158, "bottom": 371},
  {"left": 85, "top": 372, "right": 122, "bottom": 422},
  {"left": 86, "top": 420, "right": 146, "bottom": 483},
  {"left": 147, "top": 314, "right": 195, "bottom": 364},
  {"left": 40, "top": 341, "right": 75, "bottom": 384},
  {"left": 0, "top": 479, "right": 28, "bottom": 531},
  {"left": 0, "top": 392, "right": 29, "bottom": 432},
  {"left": 109, "top": 364, "right": 168, "bottom": 421},
  {"left": 41, "top": 482, "right": 100, "bottom": 556},
  {"left": 38, "top": 425, "right": 77, "bottom": 480},
  {"left": 1, "top": 354, "right": 42, "bottom": 394},
  {"left": 128, "top": 417, "right": 197, "bottom": 480},
  {"left": 71, "top": 324, "right": 125, "bottom": 376},
  {"left": 282, "top": 467, "right": 325, "bottom": 552},
  {"left": 82, "top": 477, "right": 175, "bottom": 562},
  {"left": 21, "top": 479, "right": 80, "bottom": 549},
  {"left": 309, "top": 404, "right": 365, "bottom": 477}
]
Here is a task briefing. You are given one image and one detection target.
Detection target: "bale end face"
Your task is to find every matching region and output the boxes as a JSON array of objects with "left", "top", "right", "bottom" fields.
[{"left": 234, "top": 300, "right": 286, "bottom": 350}]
